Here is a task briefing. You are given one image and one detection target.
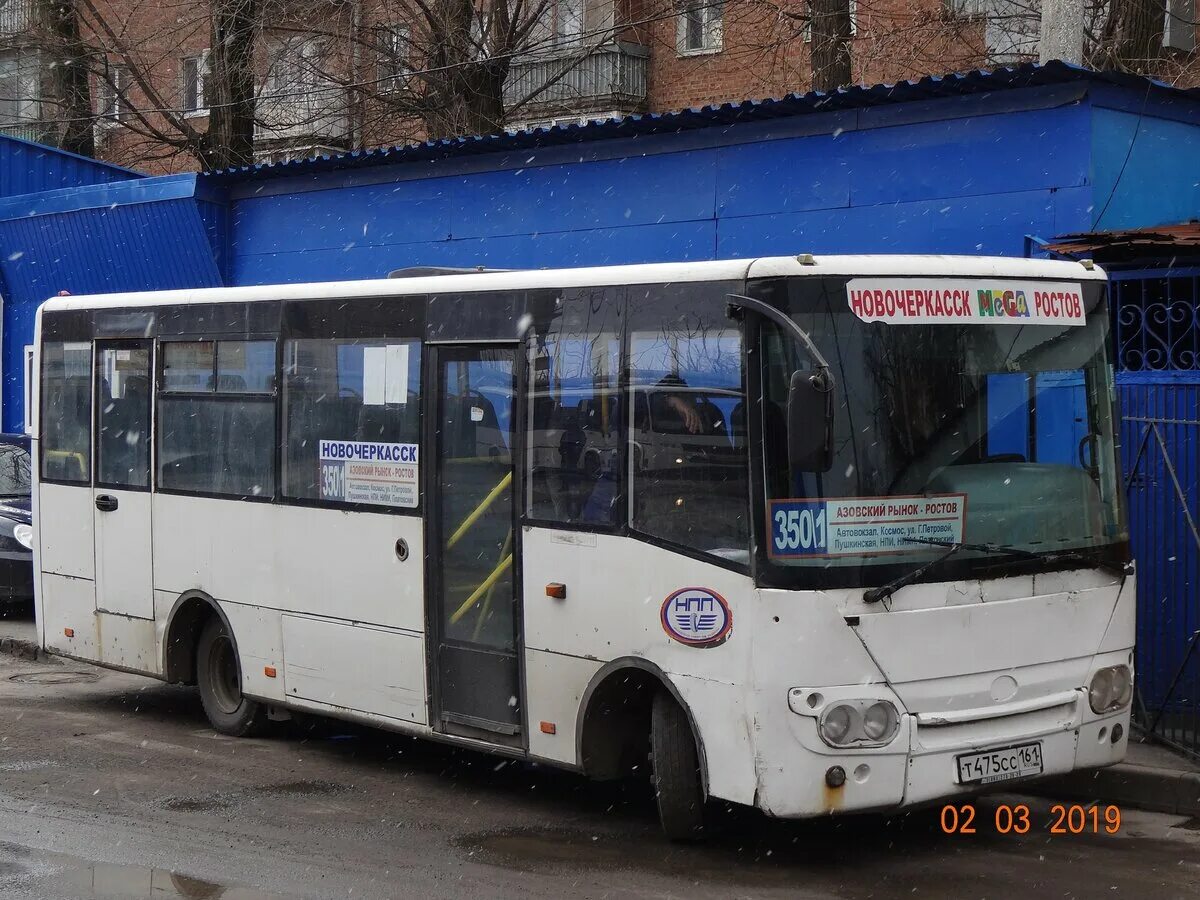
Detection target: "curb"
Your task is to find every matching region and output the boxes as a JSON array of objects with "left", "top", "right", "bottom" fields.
[
  {"left": 0, "top": 636, "right": 45, "bottom": 662},
  {"left": 1038, "top": 763, "right": 1200, "bottom": 818}
]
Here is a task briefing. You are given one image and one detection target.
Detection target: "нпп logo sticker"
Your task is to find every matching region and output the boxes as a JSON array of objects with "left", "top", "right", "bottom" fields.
[{"left": 661, "top": 587, "right": 732, "bottom": 647}]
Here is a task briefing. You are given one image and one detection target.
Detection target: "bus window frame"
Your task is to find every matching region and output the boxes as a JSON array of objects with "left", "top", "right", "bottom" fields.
[
  {"left": 39, "top": 314, "right": 96, "bottom": 489},
  {"left": 94, "top": 339, "right": 154, "bottom": 493},
  {"left": 279, "top": 294, "right": 427, "bottom": 517},
  {"left": 154, "top": 332, "right": 281, "bottom": 505},
  {"left": 520, "top": 285, "right": 628, "bottom": 538},
  {"left": 38, "top": 336, "right": 94, "bottom": 488},
  {"left": 625, "top": 282, "right": 754, "bottom": 576}
]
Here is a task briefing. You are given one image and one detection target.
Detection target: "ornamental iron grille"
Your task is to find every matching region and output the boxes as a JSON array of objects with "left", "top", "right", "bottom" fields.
[
  {"left": 1114, "top": 271, "right": 1200, "bottom": 373},
  {"left": 1111, "top": 267, "right": 1200, "bottom": 759}
]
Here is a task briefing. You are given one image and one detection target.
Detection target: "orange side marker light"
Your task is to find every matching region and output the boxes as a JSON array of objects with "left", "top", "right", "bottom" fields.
[
  {"left": 264, "top": 666, "right": 277, "bottom": 678},
  {"left": 545, "top": 583, "right": 567, "bottom": 600},
  {"left": 63, "top": 628, "right": 74, "bottom": 638},
  {"left": 539, "top": 721, "right": 557, "bottom": 735}
]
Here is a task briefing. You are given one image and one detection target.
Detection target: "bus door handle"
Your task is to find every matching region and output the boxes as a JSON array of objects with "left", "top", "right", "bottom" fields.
[{"left": 95, "top": 495, "right": 119, "bottom": 513}]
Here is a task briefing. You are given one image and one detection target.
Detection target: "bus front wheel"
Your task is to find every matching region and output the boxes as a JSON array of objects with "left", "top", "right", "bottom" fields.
[
  {"left": 196, "top": 617, "right": 268, "bottom": 737},
  {"left": 650, "top": 690, "right": 705, "bottom": 840}
]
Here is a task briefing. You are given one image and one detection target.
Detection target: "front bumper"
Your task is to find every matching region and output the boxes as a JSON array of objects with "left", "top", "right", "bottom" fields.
[{"left": 755, "top": 683, "right": 1131, "bottom": 819}]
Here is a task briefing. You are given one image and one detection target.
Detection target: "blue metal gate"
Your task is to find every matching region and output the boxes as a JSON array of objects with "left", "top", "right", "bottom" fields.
[{"left": 1112, "top": 269, "right": 1200, "bottom": 758}]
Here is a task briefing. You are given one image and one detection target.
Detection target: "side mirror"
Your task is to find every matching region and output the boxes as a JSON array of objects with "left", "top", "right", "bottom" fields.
[{"left": 788, "top": 369, "right": 834, "bottom": 473}]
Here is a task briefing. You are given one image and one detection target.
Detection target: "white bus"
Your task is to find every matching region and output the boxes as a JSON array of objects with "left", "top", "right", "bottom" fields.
[{"left": 33, "top": 255, "right": 1134, "bottom": 838}]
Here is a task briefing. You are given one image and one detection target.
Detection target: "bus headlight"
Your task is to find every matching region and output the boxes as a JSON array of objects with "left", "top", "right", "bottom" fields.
[
  {"left": 820, "top": 704, "right": 853, "bottom": 745},
  {"left": 12, "top": 524, "right": 32, "bottom": 550},
  {"left": 1089, "top": 665, "right": 1133, "bottom": 714},
  {"left": 818, "top": 700, "right": 900, "bottom": 748},
  {"left": 863, "top": 701, "right": 899, "bottom": 741}
]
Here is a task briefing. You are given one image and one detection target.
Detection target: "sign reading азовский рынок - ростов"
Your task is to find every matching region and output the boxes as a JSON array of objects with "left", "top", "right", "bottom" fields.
[{"left": 319, "top": 440, "right": 418, "bottom": 508}]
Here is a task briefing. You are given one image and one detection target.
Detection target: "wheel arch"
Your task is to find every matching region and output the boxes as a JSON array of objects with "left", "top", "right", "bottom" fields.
[
  {"left": 575, "top": 656, "right": 709, "bottom": 795},
  {"left": 162, "top": 590, "right": 237, "bottom": 685}
]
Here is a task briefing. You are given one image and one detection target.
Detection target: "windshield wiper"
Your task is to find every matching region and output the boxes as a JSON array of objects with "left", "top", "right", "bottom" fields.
[
  {"left": 862, "top": 542, "right": 965, "bottom": 605},
  {"left": 908, "top": 537, "right": 1132, "bottom": 577},
  {"left": 863, "top": 537, "right": 1131, "bottom": 604}
]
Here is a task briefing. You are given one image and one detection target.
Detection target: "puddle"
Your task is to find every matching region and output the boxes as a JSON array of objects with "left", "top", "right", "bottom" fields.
[
  {"left": 164, "top": 797, "right": 233, "bottom": 813},
  {"left": 164, "top": 780, "right": 346, "bottom": 813},
  {"left": 251, "top": 779, "right": 345, "bottom": 797},
  {"left": 9, "top": 670, "right": 99, "bottom": 685},
  {"left": 47, "top": 861, "right": 281, "bottom": 899}
]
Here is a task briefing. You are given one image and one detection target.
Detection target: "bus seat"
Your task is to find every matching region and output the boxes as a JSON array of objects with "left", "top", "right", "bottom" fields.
[{"left": 209, "top": 374, "right": 247, "bottom": 392}]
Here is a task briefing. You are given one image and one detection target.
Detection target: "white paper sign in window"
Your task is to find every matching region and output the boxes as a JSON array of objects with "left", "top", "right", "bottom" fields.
[{"left": 363, "top": 344, "right": 411, "bottom": 406}]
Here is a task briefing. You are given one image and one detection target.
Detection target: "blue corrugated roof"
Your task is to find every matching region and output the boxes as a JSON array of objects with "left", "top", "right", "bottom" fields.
[
  {"left": 0, "top": 131, "right": 140, "bottom": 196},
  {"left": 204, "top": 60, "right": 1197, "bottom": 183}
]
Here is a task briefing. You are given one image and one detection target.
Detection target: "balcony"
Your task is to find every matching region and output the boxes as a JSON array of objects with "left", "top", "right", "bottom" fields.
[
  {"left": 254, "top": 86, "right": 350, "bottom": 152},
  {"left": 0, "top": 0, "right": 33, "bottom": 36},
  {"left": 0, "top": 122, "right": 40, "bottom": 142},
  {"left": 504, "top": 41, "right": 648, "bottom": 127}
]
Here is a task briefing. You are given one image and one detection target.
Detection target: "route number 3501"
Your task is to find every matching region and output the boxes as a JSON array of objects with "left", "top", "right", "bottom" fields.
[{"left": 773, "top": 506, "right": 827, "bottom": 553}]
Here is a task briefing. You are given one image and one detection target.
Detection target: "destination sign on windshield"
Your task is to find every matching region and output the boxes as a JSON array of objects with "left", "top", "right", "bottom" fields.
[{"left": 847, "top": 278, "right": 1085, "bottom": 327}]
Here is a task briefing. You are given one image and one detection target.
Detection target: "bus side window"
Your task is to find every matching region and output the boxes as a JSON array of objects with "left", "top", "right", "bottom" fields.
[
  {"left": 282, "top": 338, "right": 422, "bottom": 506},
  {"left": 158, "top": 340, "right": 277, "bottom": 498},
  {"left": 525, "top": 288, "right": 622, "bottom": 527},
  {"left": 628, "top": 283, "right": 749, "bottom": 559},
  {"left": 40, "top": 341, "right": 93, "bottom": 484}
]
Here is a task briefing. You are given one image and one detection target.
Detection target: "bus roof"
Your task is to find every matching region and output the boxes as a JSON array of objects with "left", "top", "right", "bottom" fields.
[{"left": 38, "top": 254, "right": 1105, "bottom": 312}]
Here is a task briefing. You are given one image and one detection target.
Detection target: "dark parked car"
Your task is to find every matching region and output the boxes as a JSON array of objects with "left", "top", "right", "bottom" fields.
[{"left": 0, "top": 434, "right": 33, "bottom": 606}]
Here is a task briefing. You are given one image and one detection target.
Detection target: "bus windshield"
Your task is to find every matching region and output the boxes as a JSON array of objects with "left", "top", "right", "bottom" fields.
[{"left": 751, "top": 275, "right": 1129, "bottom": 589}]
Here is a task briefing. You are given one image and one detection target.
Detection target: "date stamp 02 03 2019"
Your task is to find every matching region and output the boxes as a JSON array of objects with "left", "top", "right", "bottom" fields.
[{"left": 939, "top": 803, "right": 1123, "bottom": 835}]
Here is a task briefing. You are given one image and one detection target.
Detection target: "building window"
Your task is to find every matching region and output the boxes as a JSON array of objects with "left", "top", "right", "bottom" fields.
[
  {"left": 677, "top": 0, "right": 723, "bottom": 54},
  {"left": 158, "top": 340, "right": 277, "bottom": 498},
  {"left": 97, "top": 65, "right": 127, "bottom": 123},
  {"left": 182, "top": 51, "right": 210, "bottom": 113},
  {"left": 376, "top": 26, "right": 409, "bottom": 93},
  {"left": 267, "top": 36, "right": 324, "bottom": 101},
  {"left": 0, "top": 50, "right": 39, "bottom": 138},
  {"left": 553, "top": 0, "right": 585, "bottom": 45}
]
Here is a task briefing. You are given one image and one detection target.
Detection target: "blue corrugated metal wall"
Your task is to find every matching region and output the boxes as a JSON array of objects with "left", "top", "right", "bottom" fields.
[
  {"left": 0, "top": 175, "right": 222, "bottom": 431},
  {"left": 0, "top": 134, "right": 144, "bottom": 432},
  {"left": 1091, "top": 109, "right": 1200, "bottom": 232},
  {"left": 0, "top": 136, "right": 137, "bottom": 198},
  {"left": 227, "top": 102, "right": 1095, "bottom": 284}
]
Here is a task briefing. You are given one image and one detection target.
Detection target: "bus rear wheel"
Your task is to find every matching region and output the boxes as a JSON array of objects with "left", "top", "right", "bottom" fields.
[
  {"left": 650, "top": 690, "right": 706, "bottom": 840},
  {"left": 196, "top": 617, "right": 268, "bottom": 737}
]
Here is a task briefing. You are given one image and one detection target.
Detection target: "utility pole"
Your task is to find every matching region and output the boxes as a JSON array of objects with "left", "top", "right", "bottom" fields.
[{"left": 1040, "top": 0, "right": 1085, "bottom": 64}]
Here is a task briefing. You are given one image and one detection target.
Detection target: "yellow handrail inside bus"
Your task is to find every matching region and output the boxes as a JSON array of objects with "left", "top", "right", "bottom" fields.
[
  {"left": 472, "top": 527, "right": 513, "bottom": 641},
  {"left": 44, "top": 450, "right": 87, "bottom": 480},
  {"left": 446, "top": 470, "right": 512, "bottom": 550},
  {"left": 449, "top": 553, "right": 513, "bottom": 625}
]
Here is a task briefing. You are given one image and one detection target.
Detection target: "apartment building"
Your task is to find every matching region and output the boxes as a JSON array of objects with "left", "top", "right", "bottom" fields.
[{"left": 0, "top": 0, "right": 1196, "bottom": 172}]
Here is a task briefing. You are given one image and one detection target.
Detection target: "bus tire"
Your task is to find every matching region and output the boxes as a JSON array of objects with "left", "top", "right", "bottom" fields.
[
  {"left": 196, "top": 616, "right": 268, "bottom": 737},
  {"left": 650, "top": 689, "right": 705, "bottom": 841}
]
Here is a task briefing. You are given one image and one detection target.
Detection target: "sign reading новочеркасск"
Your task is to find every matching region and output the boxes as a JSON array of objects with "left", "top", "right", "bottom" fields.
[{"left": 846, "top": 278, "right": 1086, "bottom": 327}]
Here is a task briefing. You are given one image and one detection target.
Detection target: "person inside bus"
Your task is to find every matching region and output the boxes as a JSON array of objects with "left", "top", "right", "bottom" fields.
[{"left": 655, "top": 373, "right": 703, "bottom": 434}]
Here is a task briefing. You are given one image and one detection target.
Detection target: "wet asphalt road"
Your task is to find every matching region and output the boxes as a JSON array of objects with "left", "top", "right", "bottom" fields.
[{"left": 0, "top": 635, "right": 1198, "bottom": 898}]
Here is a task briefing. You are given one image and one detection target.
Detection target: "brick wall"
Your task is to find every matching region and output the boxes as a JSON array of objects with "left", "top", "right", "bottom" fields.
[{"left": 59, "top": 0, "right": 1194, "bottom": 172}]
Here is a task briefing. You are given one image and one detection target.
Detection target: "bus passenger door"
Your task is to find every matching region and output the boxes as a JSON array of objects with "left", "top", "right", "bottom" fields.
[
  {"left": 427, "top": 345, "right": 522, "bottom": 746},
  {"left": 93, "top": 341, "right": 154, "bottom": 619}
]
